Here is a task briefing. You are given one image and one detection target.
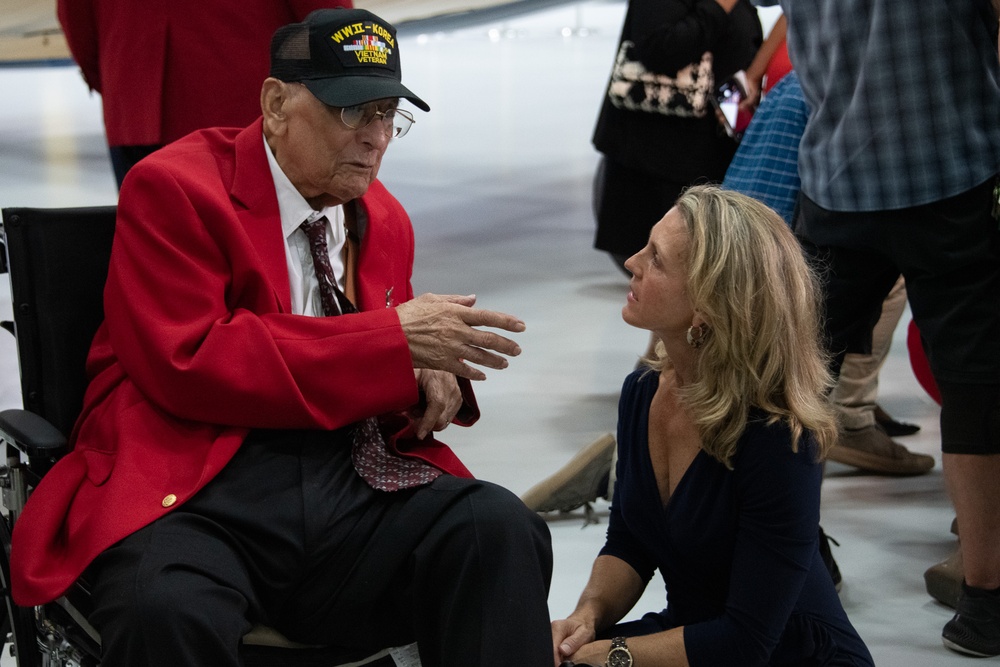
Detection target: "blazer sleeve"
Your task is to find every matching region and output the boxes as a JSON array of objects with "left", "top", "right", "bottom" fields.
[
  {"left": 103, "top": 158, "right": 418, "bottom": 431},
  {"left": 57, "top": 0, "right": 101, "bottom": 91}
]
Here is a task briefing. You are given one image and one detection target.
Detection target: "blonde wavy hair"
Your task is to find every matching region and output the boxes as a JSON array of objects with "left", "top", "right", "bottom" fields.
[{"left": 643, "top": 185, "right": 837, "bottom": 467}]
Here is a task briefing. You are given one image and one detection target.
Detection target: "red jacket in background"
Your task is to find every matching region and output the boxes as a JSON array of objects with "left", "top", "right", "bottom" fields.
[{"left": 57, "top": 0, "right": 351, "bottom": 146}]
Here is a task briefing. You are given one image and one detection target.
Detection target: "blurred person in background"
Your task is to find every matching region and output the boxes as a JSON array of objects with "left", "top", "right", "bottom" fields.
[
  {"left": 57, "top": 0, "right": 351, "bottom": 187},
  {"left": 783, "top": 0, "right": 1000, "bottom": 657}
]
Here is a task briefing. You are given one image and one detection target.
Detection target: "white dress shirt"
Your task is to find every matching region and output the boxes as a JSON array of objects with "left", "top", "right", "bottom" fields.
[{"left": 264, "top": 134, "right": 348, "bottom": 316}]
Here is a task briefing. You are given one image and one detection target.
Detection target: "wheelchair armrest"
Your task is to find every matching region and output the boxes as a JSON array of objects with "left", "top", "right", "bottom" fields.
[{"left": 0, "top": 408, "right": 68, "bottom": 462}]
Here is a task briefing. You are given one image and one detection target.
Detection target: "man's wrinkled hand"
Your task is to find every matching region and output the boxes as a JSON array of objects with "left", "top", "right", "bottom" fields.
[
  {"left": 410, "top": 369, "right": 462, "bottom": 439},
  {"left": 397, "top": 293, "right": 525, "bottom": 381}
]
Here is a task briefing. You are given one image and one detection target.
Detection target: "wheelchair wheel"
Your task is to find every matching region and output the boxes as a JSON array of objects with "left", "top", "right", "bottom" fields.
[{"left": 1, "top": 514, "right": 42, "bottom": 667}]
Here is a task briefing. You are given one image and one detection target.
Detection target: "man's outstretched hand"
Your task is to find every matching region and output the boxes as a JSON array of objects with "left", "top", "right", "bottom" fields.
[{"left": 396, "top": 293, "right": 525, "bottom": 381}]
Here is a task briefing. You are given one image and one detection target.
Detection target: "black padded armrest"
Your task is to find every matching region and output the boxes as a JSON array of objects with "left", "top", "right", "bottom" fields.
[{"left": 0, "top": 408, "right": 68, "bottom": 459}]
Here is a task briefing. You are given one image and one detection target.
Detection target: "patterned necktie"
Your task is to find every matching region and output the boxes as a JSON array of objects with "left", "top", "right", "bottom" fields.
[{"left": 299, "top": 217, "right": 441, "bottom": 492}]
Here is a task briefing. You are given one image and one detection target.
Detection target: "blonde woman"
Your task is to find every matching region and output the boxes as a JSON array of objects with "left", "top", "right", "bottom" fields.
[{"left": 552, "top": 186, "right": 873, "bottom": 667}]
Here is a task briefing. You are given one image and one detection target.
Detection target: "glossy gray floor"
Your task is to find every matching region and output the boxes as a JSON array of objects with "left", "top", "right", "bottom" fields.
[{"left": 0, "top": 2, "right": 977, "bottom": 664}]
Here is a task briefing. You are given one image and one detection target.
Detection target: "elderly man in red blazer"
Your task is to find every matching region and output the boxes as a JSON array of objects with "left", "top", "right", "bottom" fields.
[
  {"left": 12, "top": 9, "right": 554, "bottom": 666},
  {"left": 57, "top": 0, "right": 352, "bottom": 186}
]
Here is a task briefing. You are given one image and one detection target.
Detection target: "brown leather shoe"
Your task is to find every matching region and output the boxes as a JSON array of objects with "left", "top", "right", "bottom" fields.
[
  {"left": 925, "top": 544, "right": 963, "bottom": 609},
  {"left": 521, "top": 433, "right": 616, "bottom": 513},
  {"left": 826, "top": 424, "right": 935, "bottom": 475}
]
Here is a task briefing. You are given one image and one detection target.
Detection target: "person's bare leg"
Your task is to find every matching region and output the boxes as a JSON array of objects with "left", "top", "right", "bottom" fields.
[
  {"left": 941, "top": 452, "right": 1000, "bottom": 656},
  {"left": 944, "top": 453, "right": 1000, "bottom": 590}
]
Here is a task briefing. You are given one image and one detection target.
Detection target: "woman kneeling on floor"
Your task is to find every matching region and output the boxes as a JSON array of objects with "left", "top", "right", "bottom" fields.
[{"left": 551, "top": 186, "right": 874, "bottom": 667}]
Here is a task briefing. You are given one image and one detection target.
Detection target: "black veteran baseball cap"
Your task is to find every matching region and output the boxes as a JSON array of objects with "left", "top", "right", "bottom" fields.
[{"left": 270, "top": 8, "right": 430, "bottom": 112}]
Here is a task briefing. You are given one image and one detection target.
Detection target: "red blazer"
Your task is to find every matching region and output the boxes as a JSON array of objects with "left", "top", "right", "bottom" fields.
[
  {"left": 56, "top": 0, "right": 351, "bottom": 146},
  {"left": 11, "top": 119, "right": 475, "bottom": 606}
]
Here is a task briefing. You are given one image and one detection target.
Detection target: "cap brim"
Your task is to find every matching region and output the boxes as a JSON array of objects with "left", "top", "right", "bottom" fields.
[{"left": 303, "top": 76, "right": 430, "bottom": 112}]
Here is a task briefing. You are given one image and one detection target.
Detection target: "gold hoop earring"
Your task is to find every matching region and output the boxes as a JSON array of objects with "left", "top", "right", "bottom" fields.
[{"left": 686, "top": 324, "right": 709, "bottom": 349}]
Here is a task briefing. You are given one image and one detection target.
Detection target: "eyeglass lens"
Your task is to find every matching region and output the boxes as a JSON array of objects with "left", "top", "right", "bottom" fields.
[{"left": 341, "top": 104, "right": 414, "bottom": 138}]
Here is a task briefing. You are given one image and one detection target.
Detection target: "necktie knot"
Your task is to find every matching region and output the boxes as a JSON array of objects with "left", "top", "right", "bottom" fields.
[{"left": 299, "top": 217, "right": 325, "bottom": 240}]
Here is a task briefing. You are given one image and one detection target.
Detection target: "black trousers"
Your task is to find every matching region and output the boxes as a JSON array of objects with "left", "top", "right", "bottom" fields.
[
  {"left": 108, "top": 144, "right": 161, "bottom": 188},
  {"left": 88, "top": 429, "right": 554, "bottom": 666},
  {"left": 795, "top": 178, "right": 1000, "bottom": 454}
]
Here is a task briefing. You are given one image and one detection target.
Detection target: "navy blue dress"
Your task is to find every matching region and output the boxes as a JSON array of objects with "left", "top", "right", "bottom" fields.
[{"left": 601, "top": 370, "right": 874, "bottom": 666}]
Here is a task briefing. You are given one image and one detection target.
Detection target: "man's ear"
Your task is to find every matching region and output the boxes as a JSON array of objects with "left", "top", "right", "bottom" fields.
[{"left": 261, "top": 78, "right": 290, "bottom": 133}]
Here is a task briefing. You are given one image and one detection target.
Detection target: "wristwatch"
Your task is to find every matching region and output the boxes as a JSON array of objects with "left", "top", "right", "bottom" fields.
[{"left": 606, "top": 636, "right": 633, "bottom": 667}]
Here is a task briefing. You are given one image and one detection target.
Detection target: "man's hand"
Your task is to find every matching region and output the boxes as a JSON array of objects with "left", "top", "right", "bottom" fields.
[
  {"left": 411, "top": 369, "right": 462, "bottom": 439},
  {"left": 397, "top": 294, "right": 525, "bottom": 381}
]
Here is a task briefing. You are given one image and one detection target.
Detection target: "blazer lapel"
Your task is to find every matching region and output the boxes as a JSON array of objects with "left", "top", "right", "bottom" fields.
[
  {"left": 230, "top": 119, "right": 292, "bottom": 313},
  {"left": 352, "top": 197, "right": 393, "bottom": 312}
]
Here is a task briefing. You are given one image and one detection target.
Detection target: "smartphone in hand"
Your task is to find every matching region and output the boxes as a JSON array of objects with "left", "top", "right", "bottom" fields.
[{"left": 713, "top": 71, "right": 753, "bottom": 142}]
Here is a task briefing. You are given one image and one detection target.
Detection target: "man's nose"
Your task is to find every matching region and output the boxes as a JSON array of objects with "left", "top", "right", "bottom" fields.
[{"left": 356, "top": 119, "right": 392, "bottom": 148}]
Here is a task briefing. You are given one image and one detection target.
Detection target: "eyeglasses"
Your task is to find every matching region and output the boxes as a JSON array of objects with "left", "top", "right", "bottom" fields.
[{"left": 340, "top": 103, "right": 415, "bottom": 139}]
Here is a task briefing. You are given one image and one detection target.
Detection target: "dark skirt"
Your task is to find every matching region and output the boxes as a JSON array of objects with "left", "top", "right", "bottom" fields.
[{"left": 592, "top": 156, "right": 691, "bottom": 260}]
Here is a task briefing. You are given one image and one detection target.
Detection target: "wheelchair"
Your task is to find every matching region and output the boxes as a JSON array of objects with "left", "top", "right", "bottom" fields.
[{"left": 0, "top": 206, "right": 419, "bottom": 667}]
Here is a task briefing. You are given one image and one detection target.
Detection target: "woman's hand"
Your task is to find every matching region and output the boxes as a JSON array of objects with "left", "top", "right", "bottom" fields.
[
  {"left": 553, "top": 555, "right": 647, "bottom": 665},
  {"left": 740, "top": 75, "right": 761, "bottom": 112},
  {"left": 564, "top": 638, "right": 613, "bottom": 666},
  {"left": 552, "top": 617, "right": 600, "bottom": 665}
]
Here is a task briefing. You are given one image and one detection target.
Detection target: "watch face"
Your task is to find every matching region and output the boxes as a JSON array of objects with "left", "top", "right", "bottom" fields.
[{"left": 607, "top": 646, "right": 633, "bottom": 667}]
